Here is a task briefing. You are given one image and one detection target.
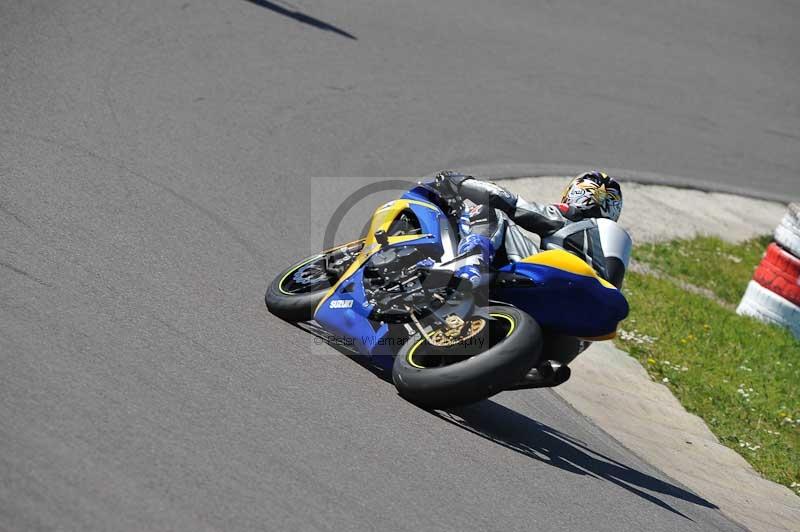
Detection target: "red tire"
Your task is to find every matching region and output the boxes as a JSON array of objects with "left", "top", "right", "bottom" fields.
[
  {"left": 765, "top": 242, "right": 800, "bottom": 274},
  {"left": 753, "top": 243, "right": 800, "bottom": 306}
]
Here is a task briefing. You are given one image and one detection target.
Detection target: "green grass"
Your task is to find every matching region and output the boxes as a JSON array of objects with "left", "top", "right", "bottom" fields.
[
  {"left": 633, "top": 235, "right": 773, "bottom": 305},
  {"left": 615, "top": 235, "right": 800, "bottom": 495}
]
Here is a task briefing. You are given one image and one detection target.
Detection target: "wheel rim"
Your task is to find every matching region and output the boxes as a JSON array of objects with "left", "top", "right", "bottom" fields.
[
  {"left": 278, "top": 240, "right": 365, "bottom": 296},
  {"left": 407, "top": 312, "right": 516, "bottom": 369},
  {"left": 279, "top": 255, "right": 331, "bottom": 295},
  {"left": 426, "top": 316, "right": 487, "bottom": 347}
]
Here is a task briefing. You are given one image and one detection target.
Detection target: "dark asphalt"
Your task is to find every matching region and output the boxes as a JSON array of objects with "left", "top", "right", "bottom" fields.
[{"left": 2, "top": 0, "right": 797, "bottom": 530}]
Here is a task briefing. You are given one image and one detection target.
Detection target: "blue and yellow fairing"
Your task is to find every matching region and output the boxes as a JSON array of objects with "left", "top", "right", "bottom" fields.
[
  {"left": 494, "top": 249, "right": 628, "bottom": 339},
  {"left": 313, "top": 190, "right": 448, "bottom": 369}
]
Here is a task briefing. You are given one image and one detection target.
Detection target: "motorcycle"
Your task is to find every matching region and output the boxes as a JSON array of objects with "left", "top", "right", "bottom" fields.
[{"left": 265, "top": 180, "right": 631, "bottom": 408}]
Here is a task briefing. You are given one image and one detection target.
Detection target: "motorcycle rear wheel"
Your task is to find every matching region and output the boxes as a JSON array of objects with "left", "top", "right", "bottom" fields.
[{"left": 392, "top": 305, "right": 541, "bottom": 408}]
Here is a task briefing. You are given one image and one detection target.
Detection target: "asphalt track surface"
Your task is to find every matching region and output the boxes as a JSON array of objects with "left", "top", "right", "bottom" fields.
[{"left": 1, "top": 0, "right": 799, "bottom": 530}]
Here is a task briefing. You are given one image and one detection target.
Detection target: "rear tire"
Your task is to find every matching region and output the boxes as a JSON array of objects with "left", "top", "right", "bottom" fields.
[{"left": 392, "top": 306, "right": 542, "bottom": 408}]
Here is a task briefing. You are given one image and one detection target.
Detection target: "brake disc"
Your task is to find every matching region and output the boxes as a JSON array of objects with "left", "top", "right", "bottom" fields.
[
  {"left": 292, "top": 263, "right": 328, "bottom": 286},
  {"left": 426, "top": 314, "right": 486, "bottom": 347}
]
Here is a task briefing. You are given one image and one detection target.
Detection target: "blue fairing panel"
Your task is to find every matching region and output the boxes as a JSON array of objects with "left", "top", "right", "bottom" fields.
[
  {"left": 494, "top": 262, "right": 629, "bottom": 338},
  {"left": 401, "top": 185, "right": 440, "bottom": 207},
  {"left": 314, "top": 268, "right": 397, "bottom": 368}
]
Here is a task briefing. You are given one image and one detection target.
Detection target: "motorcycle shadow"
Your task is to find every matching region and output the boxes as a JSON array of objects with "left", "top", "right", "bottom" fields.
[
  {"left": 430, "top": 400, "right": 718, "bottom": 521},
  {"left": 296, "top": 319, "right": 718, "bottom": 521}
]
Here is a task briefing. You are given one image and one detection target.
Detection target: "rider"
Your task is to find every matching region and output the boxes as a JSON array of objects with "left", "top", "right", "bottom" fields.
[{"left": 432, "top": 170, "right": 624, "bottom": 287}]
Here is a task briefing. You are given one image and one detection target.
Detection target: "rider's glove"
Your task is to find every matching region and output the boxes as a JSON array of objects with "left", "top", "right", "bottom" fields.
[
  {"left": 559, "top": 201, "right": 600, "bottom": 221},
  {"left": 434, "top": 170, "right": 473, "bottom": 198},
  {"left": 454, "top": 264, "right": 483, "bottom": 289}
]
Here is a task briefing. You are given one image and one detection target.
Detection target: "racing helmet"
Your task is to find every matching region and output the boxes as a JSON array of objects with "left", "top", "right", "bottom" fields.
[{"left": 561, "top": 171, "right": 623, "bottom": 222}]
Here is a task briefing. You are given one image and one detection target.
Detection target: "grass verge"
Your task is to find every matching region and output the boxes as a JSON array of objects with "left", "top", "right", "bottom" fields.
[{"left": 615, "top": 235, "right": 800, "bottom": 495}]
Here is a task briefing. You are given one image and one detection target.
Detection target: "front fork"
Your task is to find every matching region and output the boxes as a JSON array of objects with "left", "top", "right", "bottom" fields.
[{"left": 324, "top": 240, "right": 364, "bottom": 280}]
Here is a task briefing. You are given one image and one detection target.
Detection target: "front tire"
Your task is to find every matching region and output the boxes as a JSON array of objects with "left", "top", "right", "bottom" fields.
[
  {"left": 265, "top": 241, "right": 362, "bottom": 322},
  {"left": 392, "top": 306, "right": 542, "bottom": 408}
]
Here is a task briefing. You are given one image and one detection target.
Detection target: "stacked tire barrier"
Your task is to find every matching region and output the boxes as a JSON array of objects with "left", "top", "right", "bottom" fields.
[{"left": 737, "top": 203, "right": 800, "bottom": 339}]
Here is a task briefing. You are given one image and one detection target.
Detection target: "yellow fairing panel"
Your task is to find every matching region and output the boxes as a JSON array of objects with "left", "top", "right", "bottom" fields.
[
  {"left": 521, "top": 249, "right": 616, "bottom": 290},
  {"left": 360, "top": 199, "right": 438, "bottom": 247}
]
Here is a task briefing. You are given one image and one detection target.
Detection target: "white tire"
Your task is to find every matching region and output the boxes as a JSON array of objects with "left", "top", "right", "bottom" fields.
[
  {"left": 775, "top": 217, "right": 800, "bottom": 258},
  {"left": 774, "top": 203, "right": 800, "bottom": 257},
  {"left": 787, "top": 202, "right": 800, "bottom": 224},
  {"left": 736, "top": 281, "right": 800, "bottom": 339}
]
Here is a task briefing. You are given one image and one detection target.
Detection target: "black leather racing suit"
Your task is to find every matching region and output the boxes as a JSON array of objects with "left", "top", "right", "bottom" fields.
[{"left": 440, "top": 173, "right": 589, "bottom": 285}]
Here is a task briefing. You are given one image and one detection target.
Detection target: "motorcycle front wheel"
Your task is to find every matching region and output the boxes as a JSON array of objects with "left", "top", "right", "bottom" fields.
[
  {"left": 265, "top": 240, "right": 363, "bottom": 322},
  {"left": 392, "top": 305, "right": 542, "bottom": 408}
]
